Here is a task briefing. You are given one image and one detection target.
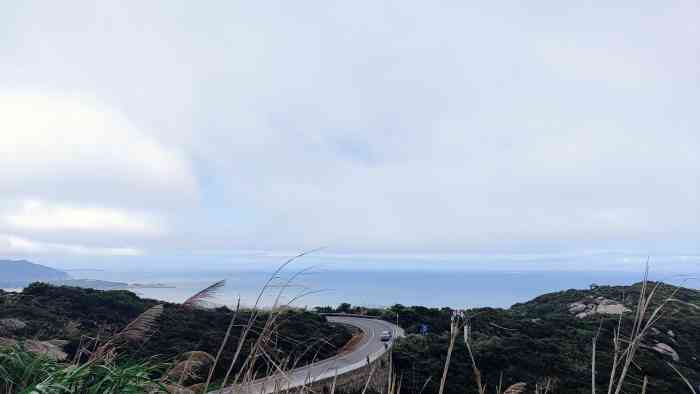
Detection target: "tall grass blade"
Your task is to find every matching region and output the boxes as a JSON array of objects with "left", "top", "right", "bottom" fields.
[{"left": 183, "top": 280, "right": 226, "bottom": 309}]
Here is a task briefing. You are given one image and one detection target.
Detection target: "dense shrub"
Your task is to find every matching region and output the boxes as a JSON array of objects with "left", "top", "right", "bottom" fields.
[{"left": 1, "top": 283, "right": 351, "bottom": 383}]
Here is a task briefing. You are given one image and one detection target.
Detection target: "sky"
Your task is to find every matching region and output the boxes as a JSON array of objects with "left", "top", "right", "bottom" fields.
[{"left": 1, "top": 2, "right": 699, "bottom": 272}]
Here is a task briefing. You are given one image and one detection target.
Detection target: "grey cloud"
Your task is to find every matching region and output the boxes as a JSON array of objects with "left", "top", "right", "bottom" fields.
[{"left": 0, "top": 1, "right": 699, "bottom": 264}]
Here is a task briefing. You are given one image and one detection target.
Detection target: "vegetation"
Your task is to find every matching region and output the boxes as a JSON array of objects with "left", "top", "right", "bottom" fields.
[
  {"left": 3, "top": 264, "right": 700, "bottom": 393},
  {"left": 1, "top": 282, "right": 349, "bottom": 377},
  {"left": 0, "top": 256, "right": 353, "bottom": 393},
  {"left": 0, "top": 344, "right": 168, "bottom": 393},
  {"left": 320, "top": 278, "right": 700, "bottom": 393}
]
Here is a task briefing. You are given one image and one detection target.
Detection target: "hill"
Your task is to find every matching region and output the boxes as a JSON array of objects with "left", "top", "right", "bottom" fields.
[
  {"left": 4, "top": 279, "right": 699, "bottom": 393},
  {"left": 320, "top": 282, "right": 700, "bottom": 393},
  {"left": 0, "top": 282, "right": 352, "bottom": 385},
  {"left": 0, "top": 260, "right": 132, "bottom": 290},
  {"left": 0, "top": 259, "right": 69, "bottom": 287}
]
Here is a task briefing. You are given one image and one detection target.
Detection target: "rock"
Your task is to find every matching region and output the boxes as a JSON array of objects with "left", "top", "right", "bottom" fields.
[
  {"left": 596, "top": 303, "right": 630, "bottom": 315},
  {"left": 25, "top": 340, "right": 68, "bottom": 361},
  {"left": 569, "top": 298, "right": 631, "bottom": 319},
  {"left": 653, "top": 343, "right": 680, "bottom": 362},
  {"left": 0, "top": 318, "right": 27, "bottom": 333},
  {"left": 0, "top": 337, "right": 68, "bottom": 361}
]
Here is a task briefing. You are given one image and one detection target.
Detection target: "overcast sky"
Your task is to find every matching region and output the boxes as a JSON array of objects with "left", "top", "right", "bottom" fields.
[{"left": 1, "top": 2, "right": 699, "bottom": 271}]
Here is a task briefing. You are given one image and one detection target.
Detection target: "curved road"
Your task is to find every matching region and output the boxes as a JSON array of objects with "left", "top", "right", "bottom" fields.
[{"left": 219, "top": 315, "right": 403, "bottom": 394}]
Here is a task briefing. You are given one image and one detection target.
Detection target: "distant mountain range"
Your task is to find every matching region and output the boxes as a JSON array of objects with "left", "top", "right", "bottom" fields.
[{"left": 0, "top": 260, "right": 128, "bottom": 290}]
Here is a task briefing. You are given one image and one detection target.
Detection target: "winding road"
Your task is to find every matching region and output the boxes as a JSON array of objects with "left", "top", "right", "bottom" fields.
[{"left": 219, "top": 315, "right": 403, "bottom": 394}]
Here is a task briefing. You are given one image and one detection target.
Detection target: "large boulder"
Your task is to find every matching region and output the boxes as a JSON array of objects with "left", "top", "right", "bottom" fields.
[{"left": 568, "top": 297, "right": 631, "bottom": 319}]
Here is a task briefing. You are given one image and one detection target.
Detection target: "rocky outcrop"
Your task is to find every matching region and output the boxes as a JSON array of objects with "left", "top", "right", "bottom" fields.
[
  {"left": 568, "top": 297, "right": 631, "bottom": 319},
  {"left": 0, "top": 337, "right": 69, "bottom": 361}
]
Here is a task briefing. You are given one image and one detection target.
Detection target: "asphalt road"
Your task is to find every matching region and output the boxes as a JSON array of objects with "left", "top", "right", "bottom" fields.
[{"left": 218, "top": 315, "right": 403, "bottom": 394}]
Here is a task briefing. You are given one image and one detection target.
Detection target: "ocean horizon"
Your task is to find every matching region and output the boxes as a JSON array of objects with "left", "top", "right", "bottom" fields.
[{"left": 55, "top": 268, "right": 698, "bottom": 309}]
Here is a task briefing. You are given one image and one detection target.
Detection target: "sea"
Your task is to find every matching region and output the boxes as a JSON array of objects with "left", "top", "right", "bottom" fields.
[{"left": 58, "top": 269, "right": 697, "bottom": 310}]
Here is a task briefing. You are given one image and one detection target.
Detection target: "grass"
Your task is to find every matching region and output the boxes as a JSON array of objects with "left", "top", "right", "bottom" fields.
[
  {"left": 0, "top": 344, "right": 168, "bottom": 393},
  {"left": 588, "top": 265, "right": 689, "bottom": 394},
  {"left": 0, "top": 251, "right": 348, "bottom": 393}
]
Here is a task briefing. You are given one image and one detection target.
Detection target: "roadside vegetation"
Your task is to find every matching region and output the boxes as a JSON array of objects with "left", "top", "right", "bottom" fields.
[
  {"left": 2, "top": 263, "right": 699, "bottom": 393},
  {"left": 320, "top": 270, "right": 700, "bottom": 393},
  {"left": 0, "top": 255, "right": 351, "bottom": 393}
]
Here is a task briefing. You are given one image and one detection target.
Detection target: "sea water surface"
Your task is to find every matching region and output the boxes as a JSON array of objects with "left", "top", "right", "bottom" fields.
[{"left": 67, "top": 269, "right": 696, "bottom": 309}]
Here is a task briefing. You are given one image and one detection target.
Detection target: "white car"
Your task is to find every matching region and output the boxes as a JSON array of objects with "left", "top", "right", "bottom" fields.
[{"left": 380, "top": 330, "right": 392, "bottom": 341}]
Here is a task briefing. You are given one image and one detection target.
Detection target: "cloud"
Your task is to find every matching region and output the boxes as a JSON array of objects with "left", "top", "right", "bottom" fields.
[
  {"left": 0, "top": 2, "right": 698, "bottom": 264},
  {"left": 0, "top": 93, "right": 195, "bottom": 257},
  {"left": 0, "top": 93, "right": 197, "bottom": 209},
  {"left": 0, "top": 234, "right": 142, "bottom": 256},
  {"left": 2, "top": 200, "right": 163, "bottom": 236}
]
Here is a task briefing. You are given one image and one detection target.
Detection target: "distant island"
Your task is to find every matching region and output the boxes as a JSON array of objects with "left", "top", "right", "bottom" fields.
[
  {"left": 0, "top": 259, "right": 174, "bottom": 291},
  {"left": 128, "top": 282, "right": 175, "bottom": 289}
]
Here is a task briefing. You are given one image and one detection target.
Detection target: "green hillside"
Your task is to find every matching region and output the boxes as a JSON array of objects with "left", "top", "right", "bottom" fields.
[
  {"left": 388, "top": 282, "right": 700, "bottom": 393},
  {"left": 0, "top": 282, "right": 351, "bottom": 385}
]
